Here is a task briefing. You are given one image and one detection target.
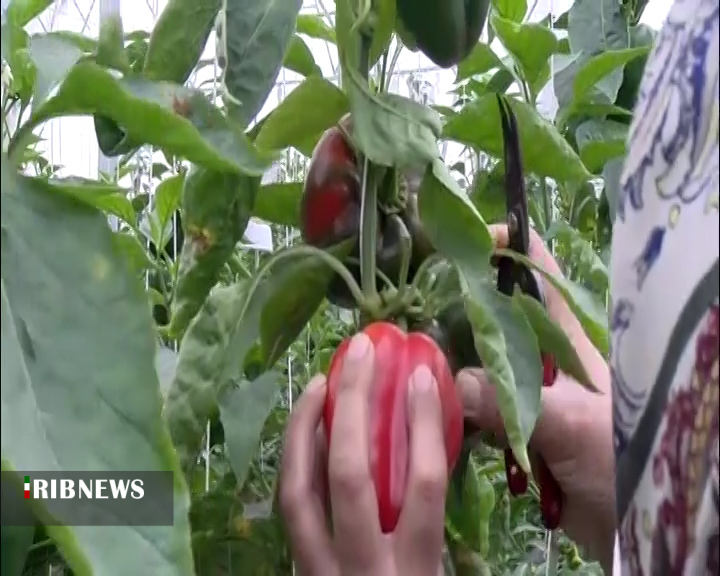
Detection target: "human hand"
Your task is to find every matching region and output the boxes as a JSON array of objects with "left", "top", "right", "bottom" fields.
[
  {"left": 279, "top": 332, "right": 448, "bottom": 576},
  {"left": 458, "top": 224, "right": 615, "bottom": 570}
]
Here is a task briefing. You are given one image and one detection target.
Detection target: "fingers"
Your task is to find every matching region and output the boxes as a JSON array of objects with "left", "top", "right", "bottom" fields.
[
  {"left": 489, "top": 223, "right": 561, "bottom": 274},
  {"left": 395, "top": 366, "right": 447, "bottom": 572},
  {"left": 327, "top": 332, "right": 382, "bottom": 568},
  {"left": 456, "top": 368, "right": 507, "bottom": 440},
  {"left": 457, "top": 368, "right": 598, "bottom": 467},
  {"left": 279, "top": 375, "right": 338, "bottom": 574}
]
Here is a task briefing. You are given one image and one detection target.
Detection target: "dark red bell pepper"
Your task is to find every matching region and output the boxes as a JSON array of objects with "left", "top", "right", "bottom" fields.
[{"left": 323, "top": 322, "right": 464, "bottom": 533}]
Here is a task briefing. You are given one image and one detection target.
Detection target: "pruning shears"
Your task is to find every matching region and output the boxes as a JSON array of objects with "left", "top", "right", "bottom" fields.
[
  {"left": 495, "top": 94, "right": 562, "bottom": 532},
  {"left": 495, "top": 94, "right": 562, "bottom": 573},
  {"left": 449, "top": 96, "right": 563, "bottom": 570}
]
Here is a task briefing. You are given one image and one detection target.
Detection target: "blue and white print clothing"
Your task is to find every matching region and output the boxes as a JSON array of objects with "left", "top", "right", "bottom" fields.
[{"left": 610, "top": 0, "right": 719, "bottom": 574}]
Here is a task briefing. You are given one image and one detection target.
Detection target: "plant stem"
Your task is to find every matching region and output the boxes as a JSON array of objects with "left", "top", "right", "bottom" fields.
[{"left": 357, "top": 33, "right": 379, "bottom": 304}]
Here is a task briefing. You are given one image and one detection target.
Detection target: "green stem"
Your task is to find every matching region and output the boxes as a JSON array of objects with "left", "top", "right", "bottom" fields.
[
  {"left": 378, "top": 49, "right": 389, "bottom": 93},
  {"left": 252, "top": 243, "right": 373, "bottom": 316},
  {"left": 393, "top": 215, "right": 413, "bottom": 295},
  {"left": 357, "top": 33, "right": 379, "bottom": 304}
]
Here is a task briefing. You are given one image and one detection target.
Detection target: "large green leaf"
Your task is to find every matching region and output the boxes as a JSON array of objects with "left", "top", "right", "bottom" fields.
[
  {"left": 218, "top": 371, "right": 282, "bottom": 487},
  {"left": 444, "top": 94, "right": 591, "bottom": 182},
  {"left": 346, "top": 65, "right": 442, "bottom": 169},
  {"left": 455, "top": 43, "right": 505, "bottom": 83},
  {"left": 494, "top": 248, "right": 609, "bottom": 356},
  {"left": 45, "top": 177, "right": 136, "bottom": 224},
  {"left": 0, "top": 164, "right": 193, "bottom": 575},
  {"left": 170, "top": 167, "right": 259, "bottom": 339},
  {"left": 568, "top": 0, "right": 629, "bottom": 55},
  {"left": 295, "top": 13, "right": 336, "bottom": 43},
  {"left": 219, "top": 0, "right": 302, "bottom": 127},
  {"left": 254, "top": 76, "right": 349, "bottom": 156},
  {"left": 18, "top": 57, "right": 274, "bottom": 174},
  {"left": 0, "top": 485, "right": 35, "bottom": 576},
  {"left": 491, "top": 14, "right": 557, "bottom": 88},
  {"left": 4, "top": 0, "right": 53, "bottom": 28},
  {"left": 418, "top": 160, "right": 539, "bottom": 472},
  {"left": 572, "top": 46, "right": 650, "bottom": 103},
  {"left": 575, "top": 118, "right": 627, "bottom": 174},
  {"left": 283, "top": 35, "right": 321, "bottom": 78},
  {"left": 252, "top": 182, "right": 302, "bottom": 228},
  {"left": 554, "top": 0, "right": 630, "bottom": 117},
  {"left": 165, "top": 240, "right": 353, "bottom": 470},
  {"left": 27, "top": 33, "right": 85, "bottom": 110},
  {"left": 143, "top": 0, "right": 220, "bottom": 84},
  {"left": 491, "top": 0, "right": 527, "bottom": 22},
  {"left": 259, "top": 241, "right": 354, "bottom": 368}
]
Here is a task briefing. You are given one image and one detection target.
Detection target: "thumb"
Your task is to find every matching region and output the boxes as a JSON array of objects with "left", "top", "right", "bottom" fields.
[
  {"left": 457, "top": 369, "right": 583, "bottom": 460},
  {"left": 456, "top": 369, "right": 506, "bottom": 439}
]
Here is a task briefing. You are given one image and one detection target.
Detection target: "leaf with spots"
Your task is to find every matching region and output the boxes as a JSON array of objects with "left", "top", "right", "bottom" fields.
[{"left": 169, "top": 165, "right": 259, "bottom": 339}]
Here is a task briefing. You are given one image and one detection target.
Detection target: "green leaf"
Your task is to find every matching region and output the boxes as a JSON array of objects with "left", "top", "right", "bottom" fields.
[
  {"left": 21, "top": 59, "right": 274, "bottom": 174},
  {"left": 45, "top": 177, "right": 136, "bottom": 224},
  {"left": 568, "top": 0, "right": 629, "bottom": 55},
  {"left": 155, "top": 345, "right": 178, "bottom": 398},
  {"left": 544, "top": 220, "right": 608, "bottom": 291},
  {"left": 165, "top": 282, "right": 252, "bottom": 469},
  {"left": 253, "top": 182, "right": 302, "bottom": 228},
  {"left": 513, "top": 292, "right": 599, "bottom": 392},
  {"left": 575, "top": 118, "right": 627, "bottom": 174},
  {"left": 572, "top": 46, "right": 650, "bottom": 103},
  {"left": 170, "top": 167, "right": 259, "bottom": 339},
  {"left": 254, "top": 76, "right": 349, "bottom": 156},
  {"left": 346, "top": 65, "right": 442, "bottom": 169},
  {"left": 445, "top": 459, "right": 488, "bottom": 554},
  {"left": 418, "top": 159, "right": 494, "bottom": 268},
  {"left": 96, "top": 13, "right": 129, "bottom": 73},
  {"left": 259, "top": 241, "right": 354, "bottom": 368},
  {"left": 112, "top": 231, "right": 155, "bottom": 274},
  {"left": 218, "top": 371, "right": 282, "bottom": 487},
  {"left": 5, "top": 0, "right": 53, "bottom": 28},
  {"left": 220, "top": 0, "right": 303, "bottom": 127},
  {"left": 469, "top": 162, "right": 507, "bottom": 224},
  {"left": 142, "top": 0, "right": 220, "bottom": 84},
  {"left": 166, "top": 240, "right": 352, "bottom": 469},
  {"left": 27, "top": 33, "right": 85, "bottom": 110},
  {"left": 418, "top": 160, "right": 544, "bottom": 472},
  {"left": 444, "top": 94, "right": 591, "bottom": 182},
  {"left": 154, "top": 174, "right": 184, "bottom": 235},
  {"left": 1, "top": 164, "right": 193, "bottom": 575},
  {"left": 283, "top": 35, "right": 321, "bottom": 78},
  {"left": 295, "top": 14, "right": 336, "bottom": 43},
  {"left": 455, "top": 43, "right": 505, "bottom": 83},
  {"left": 491, "top": 14, "right": 557, "bottom": 87},
  {"left": 491, "top": 0, "right": 527, "bottom": 22},
  {"left": 0, "top": 485, "right": 35, "bottom": 576},
  {"left": 464, "top": 284, "right": 541, "bottom": 474},
  {"left": 494, "top": 248, "right": 609, "bottom": 356}
]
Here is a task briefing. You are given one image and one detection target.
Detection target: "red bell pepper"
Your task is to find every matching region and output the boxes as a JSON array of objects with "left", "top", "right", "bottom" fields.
[{"left": 323, "top": 322, "right": 464, "bottom": 533}]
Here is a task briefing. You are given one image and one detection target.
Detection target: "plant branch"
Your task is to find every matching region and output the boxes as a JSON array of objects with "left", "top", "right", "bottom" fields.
[{"left": 357, "top": 33, "right": 380, "bottom": 306}]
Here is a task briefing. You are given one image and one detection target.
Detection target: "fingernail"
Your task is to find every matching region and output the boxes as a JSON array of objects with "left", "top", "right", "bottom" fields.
[
  {"left": 411, "top": 365, "right": 436, "bottom": 397},
  {"left": 346, "top": 332, "right": 371, "bottom": 361}
]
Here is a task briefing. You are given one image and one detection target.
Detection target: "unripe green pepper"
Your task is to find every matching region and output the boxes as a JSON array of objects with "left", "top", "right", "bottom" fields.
[{"left": 395, "top": 0, "right": 491, "bottom": 68}]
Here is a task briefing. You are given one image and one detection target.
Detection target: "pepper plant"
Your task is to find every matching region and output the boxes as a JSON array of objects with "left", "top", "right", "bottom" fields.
[{"left": 1, "top": 0, "right": 655, "bottom": 574}]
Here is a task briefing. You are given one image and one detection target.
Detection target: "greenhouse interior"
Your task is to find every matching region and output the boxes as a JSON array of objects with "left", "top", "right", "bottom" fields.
[{"left": 4, "top": 0, "right": 713, "bottom": 575}]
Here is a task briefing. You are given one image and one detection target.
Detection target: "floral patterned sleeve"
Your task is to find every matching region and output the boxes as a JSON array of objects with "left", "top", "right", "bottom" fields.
[{"left": 609, "top": 1, "right": 719, "bottom": 574}]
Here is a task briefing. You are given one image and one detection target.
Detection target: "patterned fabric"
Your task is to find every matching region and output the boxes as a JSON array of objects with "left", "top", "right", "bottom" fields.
[{"left": 609, "top": 1, "right": 719, "bottom": 575}]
